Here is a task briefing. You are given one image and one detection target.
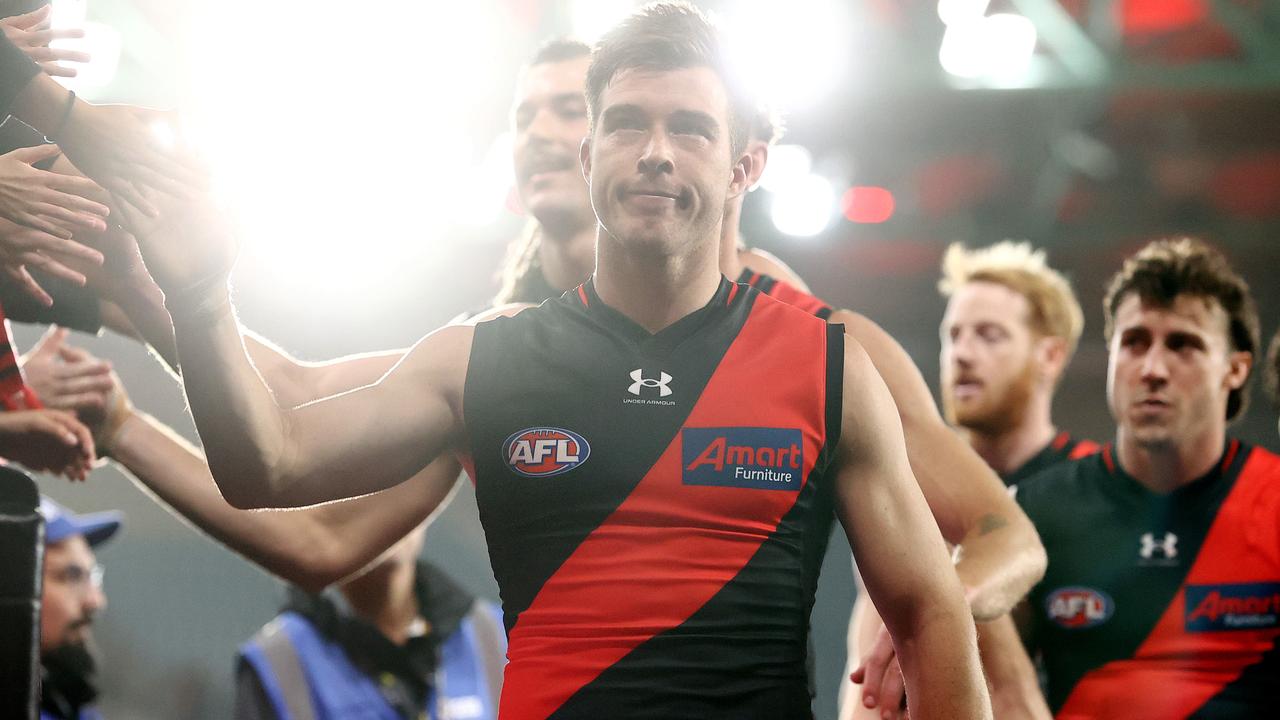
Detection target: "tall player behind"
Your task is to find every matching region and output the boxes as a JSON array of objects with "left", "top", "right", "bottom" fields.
[
  {"left": 117, "top": 4, "right": 990, "bottom": 717},
  {"left": 1016, "top": 238, "right": 1278, "bottom": 718}
]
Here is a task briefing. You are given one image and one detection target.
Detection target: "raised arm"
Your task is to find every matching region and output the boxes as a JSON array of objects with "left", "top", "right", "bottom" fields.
[
  {"left": 27, "top": 333, "right": 464, "bottom": 592},
  {"left": 836, "top": 339, "right": 990, "bottom": 720},
  {"left": 113, "top": 189, "right": 469, "bottom": 509}
]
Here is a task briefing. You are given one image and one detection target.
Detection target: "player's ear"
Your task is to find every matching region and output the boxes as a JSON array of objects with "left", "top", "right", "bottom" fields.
[
  {"left": 1036, "top": 335, "right": 1069, "bottom": 386},
  {"left": 745, "top": 142, "right": 768, "bottom": 191},
  {"left": 580, "top": 137, "right": 592, "bottom": 184},
  {"left": 1224, "top": 350, "right": 1252, "bottom": 391},
  {"left": 727, "top": 150, "right": 753, "bottom": 200}
]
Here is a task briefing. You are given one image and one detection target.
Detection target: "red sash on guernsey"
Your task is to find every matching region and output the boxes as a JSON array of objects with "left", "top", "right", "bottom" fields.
[
  {"left": 1058, "top": 445, "right": 1280, "bottom": 719},
  {"left": 0, "top": 303, "right": 42, "bottom": 410}
]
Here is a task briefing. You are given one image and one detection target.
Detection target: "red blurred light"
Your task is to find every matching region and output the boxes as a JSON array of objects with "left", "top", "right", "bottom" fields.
[
  {"left": 842, "top": 186, "right": 895, "bottom": 224},
  {"left": 1122, "top": 0, "right": 1205, "bottom": 34}
]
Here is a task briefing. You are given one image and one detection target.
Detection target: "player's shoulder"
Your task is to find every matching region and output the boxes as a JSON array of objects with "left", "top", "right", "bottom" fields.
[
  {"left": 1241, "top": 441, "right": 1280, "bottom": 475},
  {"left": 738, "top": 247, "right": 811, "bottom": 292},
  {"left": 1234, "top": 441, "right": 1280, "bottom": 507},
  {"left": 745, "top": 282, "right": 830, "bottom": 329},
  {"left": 1013, "top": 451, "right": 1106, "bottom": 518},
  {"left": 460, "top": 301, "right": 539, "bottom": 326}
]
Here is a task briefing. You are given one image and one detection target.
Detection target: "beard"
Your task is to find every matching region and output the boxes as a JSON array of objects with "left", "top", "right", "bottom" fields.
[
  {"left": 950, "top": 357, "right": 1038, "bottom": 436},
  {"left": 42, "top": 640, "right": 100, "bottom": 710}
]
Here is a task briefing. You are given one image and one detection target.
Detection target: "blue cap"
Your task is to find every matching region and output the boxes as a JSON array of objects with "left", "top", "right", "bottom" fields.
[{"left": 38, "top": 496, "right": 122, "bottom": 547}]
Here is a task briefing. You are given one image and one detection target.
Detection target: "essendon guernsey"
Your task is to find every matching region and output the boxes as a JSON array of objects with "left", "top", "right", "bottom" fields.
[
  {"left": 1002, "top": 430, "right": 1099, "bottom": 487},
  {"left": 1015, "top": 441, "right": 1280, "bottom": 719},
  {"left": 462, "top": 277, "right": 843, "bottom": 718},
  {"left": 736, "top": 268, "right": 833, "bottom": 320}
]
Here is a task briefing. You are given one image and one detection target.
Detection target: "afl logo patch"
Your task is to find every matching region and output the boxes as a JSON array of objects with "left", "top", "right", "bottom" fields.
[
  {"left": 1046, "top": 587, "right": 1114, "bottom": 629},
  {"left": 502, "top": 427, "right": 590, "bottom": 478}
]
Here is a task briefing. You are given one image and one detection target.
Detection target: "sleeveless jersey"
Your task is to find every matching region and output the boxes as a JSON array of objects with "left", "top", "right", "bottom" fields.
[
  {"left": 463, "top": 277, "right": 844, "bottom": 719},
  {"left": 735, "top": 268, "right": 833, "bottom": 320},
  {"left": 1003, "top": 431, "right": 1100, "bottom": 487},
  {"left": 1015, "top": 441, "right": 1280, "bottom": 718}
]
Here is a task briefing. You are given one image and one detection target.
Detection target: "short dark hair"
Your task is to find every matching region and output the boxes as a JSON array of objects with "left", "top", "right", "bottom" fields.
[
  {"left": 528, "top": 38, "right": 591, "bottom": 67},
  {"left": 1266, "top": 327, "right": 1280, "bottom": 412},
  {"left": 749, "top": 103, "right": 785, "bottom": 146},
  {"left": 585, "top": 2, "right": 752, "bottom": 158},
  {"left": 1103, "top": 237, "right": 1260, "bottom": 422}
]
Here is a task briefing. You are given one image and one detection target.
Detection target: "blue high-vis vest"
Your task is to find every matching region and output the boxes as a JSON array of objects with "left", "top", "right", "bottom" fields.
[
  {"left": 40, "top": 706, "right": 103, "bottom": 720},
  {"left": 239, "top": 600, "right": 505, "bottom": 720}
]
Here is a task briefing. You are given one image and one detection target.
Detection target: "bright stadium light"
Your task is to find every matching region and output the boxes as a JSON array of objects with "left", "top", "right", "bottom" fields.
[
  {"left": 570, "top": 0, "right": 634, "bottom": 43},
  {"left": 724, "top": 0, "right": 852, "bottom": 111},
  {"left": 939, "top": 13, "right": 1038, "bottom": 80},
  {"left": 51, "top": 0, "right": 86, "bottom": 28},
  {"left": 937, "top": 0, "right": 990, "bottom": 26},
  {"left": 183, "top": 0, "right": 500, "bottom": 298},
  {"left": 770, "top": 172, "right": 836, "bottom": 238},
  {"left": 757, "top": 144, "right": 812, "bottom": 193},
  {"left": 52, "top": 21, "right": 121, "bottom": 93},
  {"left": 456, "top": 132, "right": 516, "bottom": 227}
]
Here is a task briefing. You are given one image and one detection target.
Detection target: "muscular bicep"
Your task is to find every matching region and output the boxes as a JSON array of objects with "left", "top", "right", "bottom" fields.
[
  {"left": 243, "top": 329, "right": 406, "bottom": 407},
  {"left": 835, "top": 340, "right": 965, "bottom": 631},
  {"left": 835, "top": 309, "right": 1013, "bottom": 543},
  {"left": 271, "top": 324, "right": 471, "bottom": 507},
  {"left": 243, "top": 303, "right": 533, "bottom": 408}
]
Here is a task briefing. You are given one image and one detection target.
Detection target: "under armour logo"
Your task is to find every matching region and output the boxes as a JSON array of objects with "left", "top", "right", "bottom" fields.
[
  {"left": 1139, "top": 532, "right": 1178, "bottom": 560},
  {"left": 629, "top": 369, "right": 672, "bottom": 397}
]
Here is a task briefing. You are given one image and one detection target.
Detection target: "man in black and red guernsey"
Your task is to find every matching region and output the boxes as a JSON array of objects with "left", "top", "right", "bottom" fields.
[
  {"left": 48, "top": 34, "right": 1038, "bottom": 677},
  {"left": 937, "top": 240, "right": 1098, "bottom": 487},
  {"left": 1014, "top": 238, "right": 1279, "bottom": 719},
  {"left": 122, "top": 3, "right": 992, "bottom": 718},
  {"left": 839, "top": 240, "right": 1086, "bottom": 719},
  {"left": 710, "top": 112, "right": 1045, "bottom": 719}
]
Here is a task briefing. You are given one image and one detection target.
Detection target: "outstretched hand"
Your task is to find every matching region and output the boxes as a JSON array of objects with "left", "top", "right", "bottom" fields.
[
  {"left": 0, "top": 4, "right": 91, "bottom": 78},
  {"left": 21, "top": 327, "right": 132, "bottom": 454},
  {"left": 850, "top": 622, "right": 908, "bottom": 720},
  {"left": 0, "top": 144, "right": 109, "bottom": 238},
  {"left": 0, "top": 212, "right": 105, "bottom": 307},
  {"left": 56, "top": 102, "right": 207, "bottom": 218},
  {"left": 0, "top": 407, "right": 95, "bottom": 481},
  {"left": 20, "top": 326, "right": 114, "bottom": 416},
  {"left": 112, "top": 183, "right": 239, "bottom": 306}
]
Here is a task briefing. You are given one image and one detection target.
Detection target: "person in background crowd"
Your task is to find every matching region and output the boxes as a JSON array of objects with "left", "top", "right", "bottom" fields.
[{"left": 37, "top": 495, "right": 122, "bottom": 720}]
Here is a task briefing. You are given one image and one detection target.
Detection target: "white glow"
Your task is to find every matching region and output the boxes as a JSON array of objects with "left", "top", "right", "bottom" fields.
[
  {"left": 724, "top": 0, "right": 852, "bottom": 111},
  {"left": 149, "top": 120, "right": 176, "bottom": 152},
  {"left": 770, "top": 173, "right": 836, "bottom": 238},
  {"left": 570, "top": 0, "right": 634, "bottom": 43},
  {"left": 456, "top": 132, "right": 516, "bottom": 227},
  {"left": 52, "top": 21, "right": 120, "bottom": 91},
  {"left": 51, "top": 0, "right": 86, "bottom": 28},
  {"left": 939, "top": 14, "right": 1038, "bottom": 80},
  {"left": 937, "top": 0, "right": 990, "bottom": 26},
  {"left": 183, "top": 0, "right": 500, "bottom": 295},
  {"left": 756, "top": 144, "right": 812, "bottom": 193}
]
